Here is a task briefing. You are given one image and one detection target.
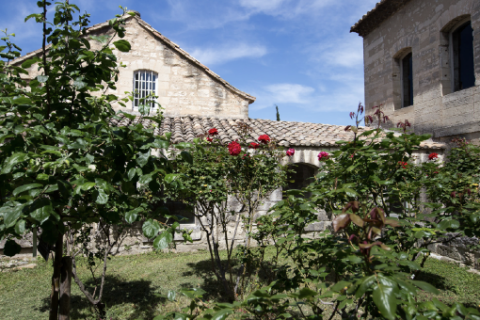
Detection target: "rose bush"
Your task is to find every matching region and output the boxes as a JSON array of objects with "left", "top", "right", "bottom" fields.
[{"left": 156, "top": 104, "right": 480, "bottom": 320}]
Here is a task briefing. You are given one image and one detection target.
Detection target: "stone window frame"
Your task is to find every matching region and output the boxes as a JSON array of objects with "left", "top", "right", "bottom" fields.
[
  {"left": 392, "top": 47, "right": 413, "bottom": 110},
  {"left": 439, "top": 15, "right": 474, "bottom": 96},
  {"left": 132, "top": 69, "right": 158, "bottom": 111}
]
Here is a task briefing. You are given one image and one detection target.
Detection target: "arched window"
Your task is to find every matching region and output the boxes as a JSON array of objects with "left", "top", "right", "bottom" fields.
[
  {"left": 450, "top": 21, "right": 475, "bottom": 92},
  {"left": 133, "top": 70, "right": 158, "bottom": 111}
]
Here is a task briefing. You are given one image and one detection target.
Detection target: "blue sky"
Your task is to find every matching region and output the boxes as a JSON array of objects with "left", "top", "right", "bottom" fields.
[{"left": 1, "top": 0, "right": 379, "bottom": 125}]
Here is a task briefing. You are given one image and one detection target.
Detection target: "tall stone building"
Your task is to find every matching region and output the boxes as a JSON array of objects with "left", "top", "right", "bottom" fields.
[
  {"left": 1, "top": 11, "right": 445, "bottom": 256},
  {"left": 351, "top": 0, "right": 479, "bottom": 143}
]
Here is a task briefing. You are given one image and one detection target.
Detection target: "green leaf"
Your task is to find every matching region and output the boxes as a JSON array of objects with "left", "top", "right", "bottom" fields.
[
  {"left": 153, "top": 230, "right": 173, "bottom": 250},
  {"left": 36, "top": 75, "right": 48, "bottom": 83},
  {"left": 139, "top": 173, "right": 154, "bottom": 185},
  {"left": 372, "top": 275, "right": 398, "bottom": 320},
  {"left": 143, "top": 219, "right": 160, "bottom": 239},
  {"left": 80, "top": 182, "right": 96, "bottom": 191},
  {"left": 4, "top": 206, "right": 23, "bottom": 228},
  {"left": 412, "top": 280, "right": 439, "bottom": 294},
  {"left": 13, "top": 97, "right": 32, "bottom": 105},
  {"left": 4, "top": 239, "right": 21, "bottom": 257},
  {"left": 180, "top": 151, "right": 193, "bottom": 165},
  {"left": 29, "top": 199, "right": 53, "bottom": 224},
  {"left": 113, "top": 40, "right": 131, "bottom": 52},
  {"left": 36, "top": 174, "right": 49, "bottom": 181},
  {"left": 211, "top": 309, "right": 233, "bottom": 320},
  {"left": 1, "top": 152, "right": 28, "bottom": 174},
  {"left": 21, "top": 57, "right": 41, "bottom": 68},
  {"left": 136, "top": 150, "right": 150, "bottom": 168},
  {"left": 165, "top": 174, "right": 180, "bottom": 184},
  {"left": 127, "top": 167, "right": 137, "bottom": 181},
  {"left": 96, "top": 190, "right": 109, "bottom": 204},
  {"left": 125, "top": 208, "right": 142, "bottom": 224},
  {"left": 15, "top": 219, "right": 26, "bottom": 235},
  {"left": 167, "top": 290, "right": 176, "bottom": 301},
  {"left": 297, "top": 287, "right": 317, "bottom": 299}
]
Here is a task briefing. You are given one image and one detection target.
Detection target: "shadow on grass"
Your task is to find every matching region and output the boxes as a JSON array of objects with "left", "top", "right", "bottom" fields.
[
  {"left": 34, "top": 275, "right": 166, "bottom": 320},
  {"left": 415, "top": 270, "right": 450, "bottom": 291},
  {"left": 182, "top": 258, "right": 280, "bottom": 302}
]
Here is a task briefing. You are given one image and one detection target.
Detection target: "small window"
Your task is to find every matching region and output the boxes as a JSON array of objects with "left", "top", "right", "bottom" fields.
[
  {"left": 284, "top": 163, "right": 317, "bottom": 198},
  {"left": 401, "top": 53, "right": 414, "bottom": 108},
  {"left": 451, "top": 21, "right": 475, "bottom": 92},
  {"left": 165, "top": 200, "right": 195, "bottom": 225},
  {"left": 133, "top": 70, "right": 157, "bottom": 110}
]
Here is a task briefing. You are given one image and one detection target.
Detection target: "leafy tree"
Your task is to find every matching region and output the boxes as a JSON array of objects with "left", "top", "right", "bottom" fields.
[{"left": 0, "top": 2, "right": 184, "bottom": 318}]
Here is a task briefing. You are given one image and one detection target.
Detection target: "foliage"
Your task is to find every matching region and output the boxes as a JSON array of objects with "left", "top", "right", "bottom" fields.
[
  {"left": 157, "top": 104, "right": 480, "bottom": 319},
  {"left": 165, "top": 124, "right": 288, "bottom": 301},
  {"left": 0, "top": 1, "right": 188, "bottom": 318}
]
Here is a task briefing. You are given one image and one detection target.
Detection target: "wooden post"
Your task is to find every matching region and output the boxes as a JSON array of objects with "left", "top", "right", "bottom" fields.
[
  {"left": 59, "top": 256, "right": 72, "bottom": 320},
  {"left": 32, "top": 228, "right": 37, "bottom": 258},
  {"left": 49, "top": 234, "right": 63, "bottom": 320}
]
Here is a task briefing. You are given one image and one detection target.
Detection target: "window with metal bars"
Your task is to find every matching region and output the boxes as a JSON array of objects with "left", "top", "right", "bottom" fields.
[{"left": 133, "top": 70, "right": 157, "bottom": 110}]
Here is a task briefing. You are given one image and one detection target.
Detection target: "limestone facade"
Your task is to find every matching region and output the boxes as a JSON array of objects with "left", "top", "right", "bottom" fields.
[
  {"left": 15, "top": 13, "right": 254, "bottom": 120},
  {"left": 352, "top": 0, "right": 480, "bottom": 143}
]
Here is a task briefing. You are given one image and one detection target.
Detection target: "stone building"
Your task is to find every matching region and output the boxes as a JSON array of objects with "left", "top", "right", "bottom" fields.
[
  {"left": 352, "top": 0, "right": 480, "bottom": 269},
  {"left": 351, "top": 0, "right": 479, "bottom": 143},
  {"left": 1, "top": 11, "right": 446, "bottom": 256}
]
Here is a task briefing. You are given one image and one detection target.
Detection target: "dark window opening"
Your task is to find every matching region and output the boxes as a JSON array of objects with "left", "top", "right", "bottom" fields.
[
  {"left": 452, "top": 21, "right": 475, "bottom": 91},
  {"left": 402, "top": 53, "right": 414, "bottom": 108},
  {"left": 156, "top": 200, "right": 195, "bottom": 225},
  {"left": 284, "top": 163, "right": 317, "bottom": 198}
]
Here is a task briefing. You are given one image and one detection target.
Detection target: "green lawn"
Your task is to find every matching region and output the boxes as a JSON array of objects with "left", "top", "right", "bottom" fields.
[{"left": 0, "top": 250, "right": 479, "bottom": 320}]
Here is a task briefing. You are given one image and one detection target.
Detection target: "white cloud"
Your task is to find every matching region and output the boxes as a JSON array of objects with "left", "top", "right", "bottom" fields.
[
  {"left": 263, "top": 83, "right": 314, "bottom": 104},
  {"left": 190, "top": 43, "right": 267, "bottom": 66},
  {"left": 250, "top": 82, "right": 363, "bottom": 113}
]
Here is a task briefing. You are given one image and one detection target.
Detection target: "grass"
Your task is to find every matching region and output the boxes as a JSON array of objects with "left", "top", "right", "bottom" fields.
[{"left": 0, "top": 250, "right": 479, "bottom": 320}]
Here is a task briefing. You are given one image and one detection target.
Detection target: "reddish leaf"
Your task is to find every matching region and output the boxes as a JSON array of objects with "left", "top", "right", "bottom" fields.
[
  {"left": 359, "top": 241, "right": 382, "bottom": 249},
  {"left": 369, "top": 207, "right": 385, "bottom": 224},
  {"left": 343, "top": 201, "right": 360, "bottom": 213},
  {"left": 384, "top": 218, "right": 400, "bottom": 228},
  {"left": 350, "top": 213, "right": 365, "bottom": 227},
  {"left": 333, "top": 214, "right": 351, "bottom": 232},
  {"left": 380, "top": 244, "right": 392, "bottom": 251}
]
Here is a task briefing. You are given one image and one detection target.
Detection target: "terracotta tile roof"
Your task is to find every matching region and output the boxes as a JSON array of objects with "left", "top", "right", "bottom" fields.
[
  {"left": 9, "top": 14, "right": 255, "bottom": 103},
  {"left": 111, "top": 113, "right": 446, "bottom": 150},
  {"left": 350, "top": 0, "right": 413, "bottom": 37}
]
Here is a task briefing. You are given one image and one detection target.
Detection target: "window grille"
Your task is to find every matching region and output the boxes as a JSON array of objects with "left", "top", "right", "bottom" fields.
[{"left": 133, "top": 70, "right": 157, "bottom": 110}]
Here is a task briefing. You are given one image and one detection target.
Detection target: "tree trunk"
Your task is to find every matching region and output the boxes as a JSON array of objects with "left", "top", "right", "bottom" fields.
[
  {"left": 49, "top": 234, "right": 64, "bottom": 320},
  {"left": 59, "top": 256, "right": 72, "bottom": 320}
]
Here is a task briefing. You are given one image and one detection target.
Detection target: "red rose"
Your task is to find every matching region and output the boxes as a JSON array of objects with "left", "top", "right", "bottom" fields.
[
  {"left": 428, "top": 152, "right": 438, "bottom": 160},
  {"left": 228, "top": 141, "right": 241, "bottom": 156},
  {"left": 206, "top": 137, "right": 213, "bottom": 142},
  {"left": 208, "top": 128, "right": 218, "bottom": 136},
  {"left": 249, "top": 142, "right": 260, "bottom": 149},
  {"left": 258, "top": 134, "right": 270, "bottom": 144},
  {"left": 398, "top": 161, "right": 408, "bottom": 169},
  {"left": 286, "top": 148, "right": 295, "bottom": 157},
  {"left": 318, "top": 151, "right": 329, "bottom": 161}
]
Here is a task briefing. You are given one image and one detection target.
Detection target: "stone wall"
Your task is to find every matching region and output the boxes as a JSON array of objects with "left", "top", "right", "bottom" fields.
[{"left": 362, "top": 0, "right": 480, "bottom": 143}]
